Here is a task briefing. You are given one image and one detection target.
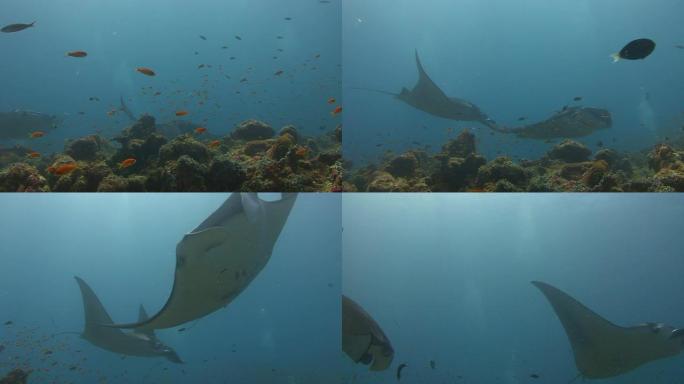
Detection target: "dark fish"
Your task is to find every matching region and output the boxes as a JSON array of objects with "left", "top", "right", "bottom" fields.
[
  {"left": 573, "top": 96, "right": 583, "bottom": 101},
  {"left": 284, "top": 17, "right": 292, "bottom": 20},
  {"left": 530, "top": 373, "right": 540, "bottom": 379},
  {"left": 235, "top": 35, "right": 242, "bottom": 40},
  {"left": 1, "top": 21, "right": 35, "bottom": 33},
  {"left": 0, "top": 345, "right": 4, "bottom": 353},
  {"left": 429, "top": 360, "right": 436, "bottom": 369},
  {"left": 177, "top": 328, "right": 186, "bottom": 332},
  {"left": 596, "top": 140, "right": 604, "bottom": 148},
  {"left": 396, "top": 363, "right": 407, "bottom": 381},
  {"left": 612, "top": 38, "right": 656, "bottom": 61},
  {"left": 675, "top": 45, "right": 684, "bottom": 49},
  {"left": 199, "top": 35, "right": 207, "bottom": 40},
  {"left": 517, "top": 117, "right": 526, "bottom": 121}
]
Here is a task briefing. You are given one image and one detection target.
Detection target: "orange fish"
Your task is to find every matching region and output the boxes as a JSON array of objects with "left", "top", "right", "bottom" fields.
[
  {"left": 136, "top": 67, "right": 156, "bottom": 76},
  {"left": 175, "top": 110, "right": 189, "bottom": 116},
  {"left": 331, "top": 106, "right": 342, "bottom": 116},
  {"left": 30, "top": 131, "right": 45, "bottom": 138},
  {"left": 208, "top": 140, "right": 221, "bottom": 148},
  {"left": 48, "top": 163, "right": 78, "bottom": 175},
  {"left": 67, "top": 51, "right": 87, "bottom": 58},
  {"left": 195, "top": 127, "right": 207, "bottom": 134},
  {"left": 119, "top": 158, "right": 136, "bottom": 169},
  {"left": 26, "top": 151, "right": 41, "bottom": 159},
  {"left": 327, "top": 97, "right": 336, "bottom": 104}
]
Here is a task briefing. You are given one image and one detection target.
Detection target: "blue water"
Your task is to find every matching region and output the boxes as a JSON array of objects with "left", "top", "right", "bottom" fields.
[
  {"left": 342, "top": 194, "right": 684, "bottom": 383},
  {"left": 343, "top": 0, "right": 684, "bottom": 165},
  {"left": 0, "top": 193, "right": 341, "bottom": 383},
  {"left": 0, "top": 0, "right": 340, "bottom": 151}
]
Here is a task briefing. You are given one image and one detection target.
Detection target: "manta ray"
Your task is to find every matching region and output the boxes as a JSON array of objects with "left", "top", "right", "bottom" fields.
[
  {"left": 109, "top": 193, "right": 298, "bottom": 331},
  {"left": 354, "top": 50, "right": 499, "bottom": 130},
  {"left": 533, "top": 281, "right": 684, "bottom": 379},
  {"left": 342, "top": 295, "right": 394, "bottom": 371},
  {"left": 502, "top": 107, "right": 612, "bottom": 139},
  {"left": 74, "top": 276, "right": 183, "bottom": 363},
  {"left": 0, "top": 110, "right": 60, "bottom": 140}
]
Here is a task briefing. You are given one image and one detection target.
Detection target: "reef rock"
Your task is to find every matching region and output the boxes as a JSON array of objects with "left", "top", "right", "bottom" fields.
[
  {"left": 231, "top": 120, "right": 274, "bottom": 141},
  {"left": 0, "top": 163, "right": 49, "bottom": 192},
  {"left": 385, "top": 152, "right": 418, "bottom": 178},
  {"left": 477, "top": 157, "right": 530, "bottom": 186},
  {"left": 267, "top": 134, "right": 295, "bottom": 160},
  {"left": 432, "top": 153, "right": 486, "bottom": 191},
  {"left": 114, "top": 115, "right": 156, "bottom": 144},
  {"left": 653, "top": 168, "right": 684, "bottom": 192},
  {"left": 648, "top": 143, "right": 679, "bottom": 171},
  {"left": 547, "top": 140, "right": 592, "bottom": 163},
  {"left": 65, "top": 135, "right": 106, "bottom": 161},
  {"left": 97, "top": 175, "right": 147, "bottom": 192},
  {"left": 279, "top": 125, "right": 299, "bottom": 142},
  {"left": 443, "top": 129, "right": 476, "bottom": 157},
  {"left": 367, "top": 171, "right": 409, "bottom": 192},
  {"left": 0, "top": 368, "right": 31, "bottom": 384},
  {"left": 159, "top": 135, "right": 210, "bottom": 163},
  {"left": 207, "top": 155, "right": 247, "bottom": 191}
]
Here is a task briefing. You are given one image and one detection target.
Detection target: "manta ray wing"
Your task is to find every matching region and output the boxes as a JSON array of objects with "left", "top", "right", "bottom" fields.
[
  {"left": 342, "top": 295, "right": 394, "bottom": 371},
  {"left": 409, "top": 50, "right": 450, "bottom": 104},
  {"left": 108, "top": 193, "right": 298, "bottom": 330},
  {"left": 533, "top": 281, "right": 681, "bottom": 378}
]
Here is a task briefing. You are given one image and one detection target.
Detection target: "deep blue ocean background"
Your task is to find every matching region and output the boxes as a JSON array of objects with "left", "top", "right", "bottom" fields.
[
  {"left": 343, "top": 194, "right": 684, "bottom": 383},
  {"left": 0, "top": 0, "right": 340, "bottom": 152},
  {"left": 0, "top": 193, "right": 341, "bottom": 383},
  {"left": 343, "top": 0, "right": 684, "bottom": 166}
]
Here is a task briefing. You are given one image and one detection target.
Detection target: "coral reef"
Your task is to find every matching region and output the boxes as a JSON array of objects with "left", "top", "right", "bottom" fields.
[
  {"left": 0, "top": 116, "right": 342, "bottom": 192},
  {"left": 347, "top": 128, "right": 684, "bottom": 192},
  {"left": 230, "top": 120, "right": 275, "bottom": 141},
  {"left": 0, "top": 369, "right": 30, "bottom": 384},
  {"left": 0, "top": 163, "right": 49, "bottom": 192}
]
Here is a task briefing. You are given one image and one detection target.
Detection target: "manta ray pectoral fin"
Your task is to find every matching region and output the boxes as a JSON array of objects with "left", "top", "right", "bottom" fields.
[{"left": 533, "top": 281, "right": 683, "bottom": 379}]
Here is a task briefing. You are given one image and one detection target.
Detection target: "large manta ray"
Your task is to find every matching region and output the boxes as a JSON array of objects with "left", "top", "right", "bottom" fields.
[
  {"left": 342, "top": 295, "right": 394, "bottom": 371},
  {"left": 533, "top": 281, "right": 684, "bottom": 379},
  {"left": 354, "top": 50, "right": 499, "bottom": 130},
  {"left": 501, "top": 107, "right": 612, "bottom": 139},
  {"left": 0, "top": 110, "right": 60, "bottom": 140},
  {"left": 74, "top": 276, "right": 183, "bottom": 363},
  {"left": 109, "top": 193, "right": 298, "bottom": 331}
]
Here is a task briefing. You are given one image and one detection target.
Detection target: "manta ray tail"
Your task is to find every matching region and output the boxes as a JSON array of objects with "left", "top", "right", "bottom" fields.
[
  {"left": 119, "top": 96, "right": 137, "bottom": 122},
  {"left": 349, "top": 87, "right": 398, "bottom": 97}
]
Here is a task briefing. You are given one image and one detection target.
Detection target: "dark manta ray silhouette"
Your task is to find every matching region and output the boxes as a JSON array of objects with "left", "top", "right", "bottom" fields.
[
  {"left": 353, "top": 50, "right": 500, "bottom": 130},
  {"left": 342, "top": 295, "right": 394, "bottom": 371},
  {"left": 501, "top": 107, "right": 612, "bottom": 139},
  {"left": 74, "top": 276, "right": 183, "bottom": 363},
  {"left": 533, "top": 281, "right": 684, "bottom": 379},
  {"left": 108, "top": 193, "right": 298, "bottom": 331}
]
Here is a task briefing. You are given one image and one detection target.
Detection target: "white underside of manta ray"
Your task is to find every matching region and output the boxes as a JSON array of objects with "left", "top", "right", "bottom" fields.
[
  {"left": 533, "top": 281, "right": 684, "bottom": 379},
  {"left": 108, "top": 193, "right": 298, "bottom": 331},
  {"left": 342, "top": 295, "right": 394, "bottom": 371}
]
